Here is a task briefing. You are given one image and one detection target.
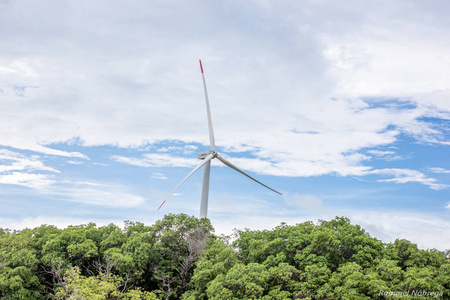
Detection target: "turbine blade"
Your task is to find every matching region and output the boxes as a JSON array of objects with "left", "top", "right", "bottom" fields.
[
  {"left": 157, "top": 153, "right": 215, "bottom": 211},
  {"left": 216, "top": 154, "right": 282, "bottom": 195},
  {"left": 199, "top": 59, "right": 216, "bottom": 151}
]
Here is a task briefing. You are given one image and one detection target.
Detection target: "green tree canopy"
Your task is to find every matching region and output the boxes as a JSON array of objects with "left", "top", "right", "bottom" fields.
[{"left": 0, "top": 215, "right": 448, "bottom": 299}]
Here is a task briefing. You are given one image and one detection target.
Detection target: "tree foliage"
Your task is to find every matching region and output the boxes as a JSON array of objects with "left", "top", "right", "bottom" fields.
[{"left": 0, "top": 215, "right": 448, "bottom": 299}]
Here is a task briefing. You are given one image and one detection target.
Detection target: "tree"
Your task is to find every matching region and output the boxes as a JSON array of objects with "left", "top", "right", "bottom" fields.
[
  {"left": 0, "top": 228, "right": 44, "bottom": 299},
  {"left": 206, "top": 263, "right": 269, "bottom": 299},
  {"left": 399, "top": 266, "right": 444, "bottom": 296},
  {"left": 54, "top": 266, "right": 158, "bottom": 300},
  {"left": 183, "top": 237, "right": 238, "bottom": 300},
  {"left": 151, "top": 214, "right": 213, "bottom": 299}
]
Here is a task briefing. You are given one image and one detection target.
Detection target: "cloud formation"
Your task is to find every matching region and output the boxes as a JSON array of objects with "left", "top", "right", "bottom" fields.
[
  {"left": 0, "top": 0, "right": 449, "bottom": 250},
  {"left": 0, "top": 149, "right": 57, "bottom": 188},
  {"left": 0, "top": 149, "right": 144, "bottom": 207},
  {"left": 371, "top": 168, "right": 449, "bottom": 190}
]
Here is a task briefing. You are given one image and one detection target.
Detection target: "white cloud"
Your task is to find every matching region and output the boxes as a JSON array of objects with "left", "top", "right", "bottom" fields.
[
  {"left": 111, "top": 153, "right": 198, "bottom": 168},
  {"left": 67, "top": 160, "right": 84, "bottom": 165},
  {"left": 0, "top": 149, "right": 59, "bottom": 173},
  {"left": 0, "top": 1, "right": 448, "bottom": 188},
  {"left": 0, "top": 1, "right": 448, "bottom": 161},
  {"left": 52, "top": 182, "right": 145, "bottom": 207},
  {"left": 367, "top": 150, "right": 395, "bottom": 156},
  {"left": 370, "top": 168, "right": 449, "bottom": 190},
  {"left": 314, "top": 2, "right": 450, "bottom": 98},
  {"left": 0, "top": 149, "right": 58, "bottom": 189},
  {"left": 430, "top": 167, "right": 450, "bottom": 174},
  {"left": 0, "top": 172, "right": 55, "bottom": 189},
  {"left": 112, "top": 149, "right": 447, "bottom": 190},
  {"left": 156, "top": 145, "right": 198, "bottom": 155},
  {"left": 367, "top": 150, "right": 407, "bottom": 161},
  {"left": 113, "top": 148, "right": 448, "bottom": 190},
  {"left": 152, "top": 172, "right": 168, "bottom": 180},
  {"left": 0, "top": 149, "right": 144, "bottom": 207}
]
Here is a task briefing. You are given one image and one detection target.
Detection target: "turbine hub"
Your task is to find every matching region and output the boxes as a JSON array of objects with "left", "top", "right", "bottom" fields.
[{"left": 197, "top": 150, "right": 217, "bottom": 160}]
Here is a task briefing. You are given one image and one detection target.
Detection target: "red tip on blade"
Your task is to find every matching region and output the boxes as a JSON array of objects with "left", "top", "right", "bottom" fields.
[
  {"left": 199, "top": 59, "right": 204, "bottom": 73},
  {"left": 157, "top": 200, "right": 166, "bottom": 211}
]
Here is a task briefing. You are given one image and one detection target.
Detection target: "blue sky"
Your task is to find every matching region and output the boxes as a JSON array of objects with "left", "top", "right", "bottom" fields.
[{"left": 0, "top": 0, "right": 449, "bottom": 250}]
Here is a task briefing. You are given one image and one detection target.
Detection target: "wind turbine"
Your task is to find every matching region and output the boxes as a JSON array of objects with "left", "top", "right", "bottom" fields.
[{"left": 158, "top": 60, "right": 281, "bottom": 218}]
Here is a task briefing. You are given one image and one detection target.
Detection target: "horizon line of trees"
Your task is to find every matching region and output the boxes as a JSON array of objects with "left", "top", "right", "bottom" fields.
[{"left": 1, "top": 214, "right": 448, "bottom": 299}]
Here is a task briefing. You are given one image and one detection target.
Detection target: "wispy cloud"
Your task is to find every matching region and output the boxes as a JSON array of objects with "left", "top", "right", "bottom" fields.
[
  {"left": 430, "top": 167, "right": 450, "bottom": 174},
  {"left": 47, "top": 180, "right": 145, "bottom": 207},
  {"left": 370, "top": 168, "right": 449, "bottom": 190},
  {"left": 0, "top": 172, "right": 55, "bottom": 189},
  {"left": 156, "top": 145, "right": 198, "bottom": 155},
  {"left": 0, "top": 149, "right": 58, "bottom": 189},
  {"left": 67, "top": 160, "right": 85, "bottom": 165},
  {"left": 152, "top": 172, "right": 168, "bottom": 180},
  {"left": 0, "top": 149, "right": 59, "bottom": 173},
  {"left": 0, "top": 149, "right": 144, "bottom": 207},
  {"left": 111, "top": 153, "right": 198, "bottom": 168},
  {"left": 113, "top": 151, "right": 447, "bottom": 190},
  {"left": 367, "top": 150, "right": 407, "bottom": 161}
]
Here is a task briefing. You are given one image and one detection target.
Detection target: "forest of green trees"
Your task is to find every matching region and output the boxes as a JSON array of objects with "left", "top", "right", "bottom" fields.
[{"left": 1, "top": 214, "right": 448, "bottom": 299}]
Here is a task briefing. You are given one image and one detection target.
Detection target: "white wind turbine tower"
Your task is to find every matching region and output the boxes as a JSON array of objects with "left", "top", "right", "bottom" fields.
[{"left": 158, "top": 60, "right": 281, "bottom": 218}]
